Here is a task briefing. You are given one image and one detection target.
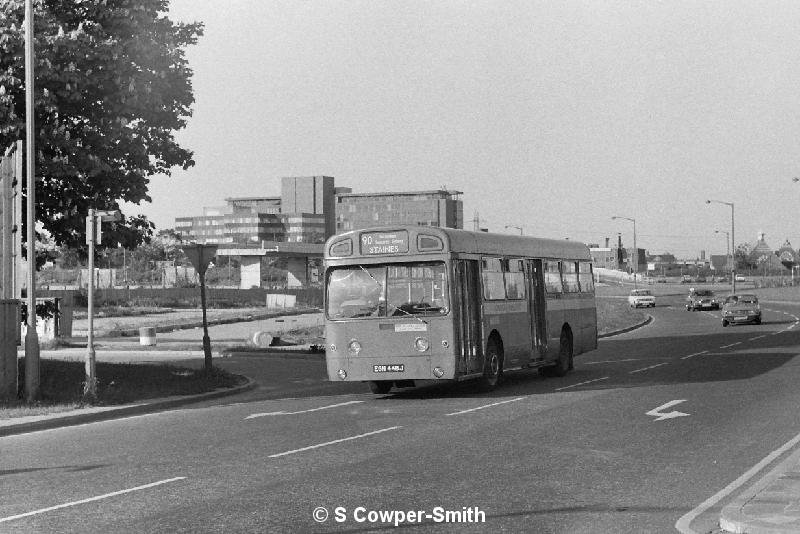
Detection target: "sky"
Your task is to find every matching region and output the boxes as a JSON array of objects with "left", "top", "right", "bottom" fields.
[{"left": 129, "top": 0, "right": 800, "bottom": 259}]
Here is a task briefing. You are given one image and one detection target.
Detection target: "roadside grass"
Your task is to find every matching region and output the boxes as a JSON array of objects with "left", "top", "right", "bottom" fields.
[
  {"left": 596, "top": 297, "right": 646, "bottom": 335},
  {"left": 0, "top": 358, "right": 246, "bottom": 418}
]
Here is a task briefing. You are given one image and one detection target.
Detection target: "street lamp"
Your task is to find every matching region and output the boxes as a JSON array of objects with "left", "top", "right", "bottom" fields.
[
  {"left": 714, "top": 229, "right": 731, "bottom": 283},
  {"left": 611, "top": 216, "right": 637, "bottom": 288},
  {"left": 504, "top": 224, "right": 523, "bottom": 235},
  {"left": 706, "top": 200, "right": 735, "bottom": 293}
]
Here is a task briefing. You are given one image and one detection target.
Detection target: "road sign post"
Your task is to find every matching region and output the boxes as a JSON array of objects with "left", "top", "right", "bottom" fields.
[
  {"left": 182, "top": 244, "right": 218, "bottom": 372},
  {"left": 85, "top": 209, "right": 121, "bottom": 399}
]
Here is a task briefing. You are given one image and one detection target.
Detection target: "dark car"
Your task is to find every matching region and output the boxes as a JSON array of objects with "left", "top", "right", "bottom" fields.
[
  {"left": 721, "top": 294, "right": 761, "bottom": 327},
  {"left": 686, "top": 289, "right": 720, "bottom": 311}
]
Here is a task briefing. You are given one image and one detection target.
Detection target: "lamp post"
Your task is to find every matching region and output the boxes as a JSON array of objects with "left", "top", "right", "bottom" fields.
[
  {"left": 612, "top": 216, "right": 637, "bottom": 288},
  {"left": 707, "top": 200, "right": 735, "bottom": 293},
  {"left": 24, "top": 0, "right": 39, "bottom": 402},
  {"left": 714, "top": 229, "right": 731, "bottom": 283},
  {"left": 504, "top": 224, "right": 523, "bottom": 235}
]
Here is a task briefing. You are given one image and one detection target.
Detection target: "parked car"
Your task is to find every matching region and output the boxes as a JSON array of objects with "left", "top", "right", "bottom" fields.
[
  {"left": 686, "top": 288, "right": 720, "bottom": 311},
  {"left": 628, "top": 288, "right": 656, "bottom": 308},
  {"left": 681, "top": 275, "right": 692, "bottom": 284},
  {"left": 656, "top": 277, "right": 667, "bottom": 283},
  {"left": 721, "top": 294, "right": 761, "bottom": 327},
  {"left": 735, "top": 275, "right": 746, "bottom": 282}
]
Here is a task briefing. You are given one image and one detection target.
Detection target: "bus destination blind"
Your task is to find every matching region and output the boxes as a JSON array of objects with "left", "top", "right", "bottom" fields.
[{"left": 361, "top": 231, "right": 409, "bottom": 255}]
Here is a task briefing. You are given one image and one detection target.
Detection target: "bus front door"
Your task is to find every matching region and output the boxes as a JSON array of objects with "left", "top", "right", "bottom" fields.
[
  {"left": 455, "top": 260, "right": 483, "bottom": 375},
  {"left": 527, "top": 259, "right": 548, "bottom": 361}
]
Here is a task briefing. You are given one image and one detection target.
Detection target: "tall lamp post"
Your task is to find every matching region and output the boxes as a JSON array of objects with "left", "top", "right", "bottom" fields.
[
  {"left": 706, "top": 200, "right": 735, "bottom": 293},
  {"left": 504, "top": 224, "right": 523, "bottom": 235},
  {"left": 714, "top": 229, "right": 731, "bottom": 284},
  {"left": 612, "top": 216, "right": 637, "bottom": 288},
  {"left": 24, "top": 0, "right": 39, "bottom": 402}
]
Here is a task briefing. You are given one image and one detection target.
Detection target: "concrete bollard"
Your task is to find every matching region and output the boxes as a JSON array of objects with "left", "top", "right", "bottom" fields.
[{"left": 139, "top": 326, "right": 157, "bottom": 346}]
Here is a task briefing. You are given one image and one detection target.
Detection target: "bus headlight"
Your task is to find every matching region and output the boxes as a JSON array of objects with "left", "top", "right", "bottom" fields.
[
  {"left": 433, "top": 366, "right": 445, "bottom": 378},
  {"left": 348, "top": 339, "right": 362, "bottom": 356},
  {"left": 414, "top": 337, "right": 430, "bottom": 352},
  {"left": 337, "top": 369, "right": 347, "bottom": 380}
]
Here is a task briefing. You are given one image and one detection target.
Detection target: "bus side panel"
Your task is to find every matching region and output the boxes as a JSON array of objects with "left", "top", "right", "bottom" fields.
[
  {"left": 544, "top": 296, "right": 566, "bottom": 358},
  {"left": 483, "top": 301, "right": 530, "bottom": 367}
]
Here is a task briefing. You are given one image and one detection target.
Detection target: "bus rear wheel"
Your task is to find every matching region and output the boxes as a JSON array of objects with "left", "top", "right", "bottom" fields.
[
  {"left": 368, "top": 381, "right": 392, "bottom": 394},
  {"left": 478, "top": 340, "right": 503, "bottom": 391},
  {"left": 541, "top": 331, "right": 572, "bottom": 377}
]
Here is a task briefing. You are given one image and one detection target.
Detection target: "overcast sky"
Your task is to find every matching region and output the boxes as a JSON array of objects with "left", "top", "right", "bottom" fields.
[{"left": 131, "top": 0, "right": 800, "bottom": 258}]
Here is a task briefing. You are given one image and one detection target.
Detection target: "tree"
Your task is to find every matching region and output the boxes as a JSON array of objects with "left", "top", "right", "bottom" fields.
[
  {"left": 0, "top": 1, "right": 203, "bottom": 251},
  {"left": 734, "top": 243, "right": 756, "bottom": 272}
]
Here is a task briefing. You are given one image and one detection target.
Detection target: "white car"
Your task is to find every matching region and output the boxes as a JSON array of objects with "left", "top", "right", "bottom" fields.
[{"left": 628, "top": 289, "right": 656, "bottom": 308}]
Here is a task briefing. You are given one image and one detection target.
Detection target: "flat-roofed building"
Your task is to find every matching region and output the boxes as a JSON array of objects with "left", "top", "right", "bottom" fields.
[{"left": 335, "top": 189, "right": 463, "bottom": 232}]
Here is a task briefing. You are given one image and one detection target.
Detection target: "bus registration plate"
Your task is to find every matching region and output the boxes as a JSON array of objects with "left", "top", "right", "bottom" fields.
[{"left": 373, "top": 364, "right": 405, "bottom": 373}]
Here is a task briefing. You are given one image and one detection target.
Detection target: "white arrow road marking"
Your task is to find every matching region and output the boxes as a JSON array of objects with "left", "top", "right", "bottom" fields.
[
  {"left": 646, "top": 400, "right": 690, "bottom": 421},
  {"left": 246, "top": 400, "right": 363, "bottom": 420}
]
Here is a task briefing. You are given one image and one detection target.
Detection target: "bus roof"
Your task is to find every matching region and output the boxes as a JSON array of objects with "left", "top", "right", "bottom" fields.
[{"left": 325, "top": 226, "right": 591, "bottom": 261}]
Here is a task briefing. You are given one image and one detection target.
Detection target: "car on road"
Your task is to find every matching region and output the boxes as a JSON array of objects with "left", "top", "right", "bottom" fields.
[
  {"left": 721, "top": 294, "right": 761, "bottom": 327},
  {"left": 628, "top": 288, "right": 655, "bottom": 308},
  {"left": 686, "top": 288, "right": 720, "bottom": 311},
  {"left": 735, "top": 275, "right": 746, "bottom": 282}
]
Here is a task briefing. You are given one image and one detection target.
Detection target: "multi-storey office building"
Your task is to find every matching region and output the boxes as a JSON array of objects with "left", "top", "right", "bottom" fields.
[{"left": 334, "top": 189, "right": 463, "bottom": 232}]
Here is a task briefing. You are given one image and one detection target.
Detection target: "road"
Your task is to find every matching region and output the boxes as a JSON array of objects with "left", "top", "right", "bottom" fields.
[{"left": 3, "top": 293, "right": 800, "bottom": 533}]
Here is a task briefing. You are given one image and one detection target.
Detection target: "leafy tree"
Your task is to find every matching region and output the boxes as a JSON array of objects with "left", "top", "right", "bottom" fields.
[
  {"left": 734, "top": 243, "right": 756, "bottom": 272},
  {"left": 0, "top": 0, "right": 203, "bottom": 252}
]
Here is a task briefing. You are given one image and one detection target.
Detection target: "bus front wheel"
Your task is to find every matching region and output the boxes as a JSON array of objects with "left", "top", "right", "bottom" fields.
[
  {"left": 368, "top": 381, "right": 392, "bottom": 394},
  {"left": 478, "top": 339, "right": 503, "bottom": 390}
]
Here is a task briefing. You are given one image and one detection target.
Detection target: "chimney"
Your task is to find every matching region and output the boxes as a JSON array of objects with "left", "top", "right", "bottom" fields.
[{"left": 605, "top": 237, "right": 610, "bottom": 248}]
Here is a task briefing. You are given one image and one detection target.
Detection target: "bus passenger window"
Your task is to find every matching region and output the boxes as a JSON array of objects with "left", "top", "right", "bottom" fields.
[
  {"left": 544, "top": 261, "right": 563, "bottom": 293},
  {"left": 504, "top": 259, "right": 526, "bottom": 299},
  {"left": 562, "top": 261, "right": 580, "bottom": 293},
  {"left": 481, "top": 258, "right": 505, "bottom": 300}
]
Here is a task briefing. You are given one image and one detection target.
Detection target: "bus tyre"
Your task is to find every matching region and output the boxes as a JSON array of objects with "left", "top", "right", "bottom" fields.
[
  {"left": 551, "top": 332, "right": 573, "bottom": 377},
  {"left": 368, "top": 381, "right": 392, "bottom": 394},
  {"left": 479, "top": 340, "right": 503, "bottom": 391}
]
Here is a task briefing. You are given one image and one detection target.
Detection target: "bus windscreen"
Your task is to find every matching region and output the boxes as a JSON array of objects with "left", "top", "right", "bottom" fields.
[{"left": 326, "top": 262, "right": 449, "bottom": 319}]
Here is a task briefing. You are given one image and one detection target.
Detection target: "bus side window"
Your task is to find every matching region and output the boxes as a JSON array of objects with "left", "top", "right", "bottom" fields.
[
  {"left": 562, "top": 261, "right": 580, "bottom": 292},
  {"left": 504, "top": 259, "right": 526, "bottom": 299},
  {"left": 579, "top": 262, "right": 594, "bottom": 292},
  {"left": 481, "top": 257, "right": 505, "bottom": 300},
  {"left": 544, "top": 261, "right": 563, "bottom": 293}
]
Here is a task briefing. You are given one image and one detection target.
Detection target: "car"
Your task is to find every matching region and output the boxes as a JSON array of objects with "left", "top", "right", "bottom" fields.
[
  {"left": 628, "top": 288, "right": 655, "bottom": 308},
  {"left": 735, "top": 275, "right": 746, "bottom": 282},
  {"left": 656, "top": 277, "right": 667, "bottom": 283},
  {"left": 686, "top": 288, "right": 720, "bottom": 311},
  {"left": 681, "top": 275, "right": 692, "bottom": 284},
  {"left": 721, "top": 294, "right": 761, "bottom": 327}
]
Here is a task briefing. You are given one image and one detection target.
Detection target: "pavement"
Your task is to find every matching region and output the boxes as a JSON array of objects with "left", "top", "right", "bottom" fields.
[
  {"left": 718, "top": 445, "right": 800, "bottom": 533},
  {"left": 5, "top": 309, "right": 800, "bottom": 533}
]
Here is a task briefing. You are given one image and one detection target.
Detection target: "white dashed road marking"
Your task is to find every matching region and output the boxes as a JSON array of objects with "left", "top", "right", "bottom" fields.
[{"left": 0, "top": 477, "right": 187, "bottom": 524}]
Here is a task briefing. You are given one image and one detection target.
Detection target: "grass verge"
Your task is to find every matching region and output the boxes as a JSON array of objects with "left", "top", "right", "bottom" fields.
[{"left": 1, "top": 358, "right": 246, "bottom": 419}]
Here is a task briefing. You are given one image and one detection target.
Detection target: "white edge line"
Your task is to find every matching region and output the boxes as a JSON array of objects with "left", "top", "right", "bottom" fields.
[
  {"left": 0, "top": 477, "right": 187, "bottom": 524},
  {"left": 675, "top": 430, "right": 800, "bottom": 533},
  {"left": 269, "top": 426, "right": 401, "bottom": 458},
  {"left": 445, "top": 397, "right": 525, "bottom": 416},
  {"left": 555, "top": 377, "right": 609, "bottom": 391}
]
